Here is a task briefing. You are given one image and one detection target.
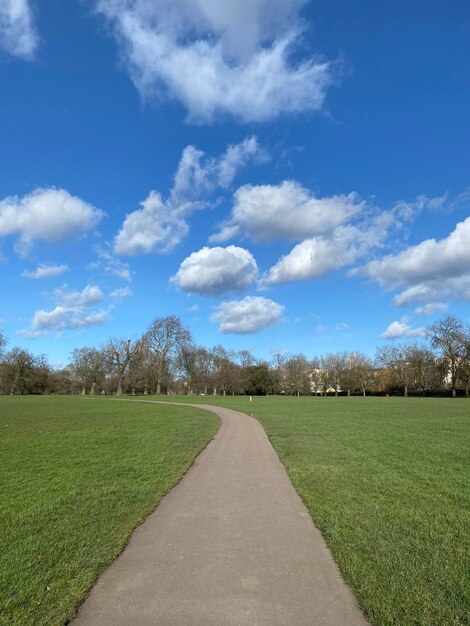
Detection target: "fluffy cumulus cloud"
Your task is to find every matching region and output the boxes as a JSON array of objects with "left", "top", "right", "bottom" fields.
[
  {"left": 379, "top": 317, "right": 426, "bottom": 340},
  {"left": 114, "top": 139, "right": 263, "bottom": 255},
  {"left": 354, "top": 215, "right": 470, "bottom": 305},
  {"left": 211, "top": 181, "right": 364, "bottom": 243},
  {"left": 114, "top": 191, "right": 188, "bottom": 255},
  {"left": 256, "top": 193, "right": 445, "bottom": 287},
  {"left": 0, "top": 188, "right": 103, "bottom": 255},
  {"left": 95, "top": 0, "right": 334, "bottom": 123},
  {"left": 52, "top": 284, "right": 104, "bottom": 308},
  {"left": 0, "top": 0, "right": 38, "bottom": 59},
  {"left": 260, "top": 224, "right": 379, "bottom": 287},
  {"left": 171, "top": 245, "right": 258, "bottom": 296},
  {"left": 21, "top": 263, "right": 69, "bottom": 279},
  {"left": 19, "top": 284, "right": 108, "bottom": 337},
  {"left": 21, "top": 307, "right": 109, "bottom": 336},
  {"left": 210, "top": 295, "right": 284, "bottom": 334}
]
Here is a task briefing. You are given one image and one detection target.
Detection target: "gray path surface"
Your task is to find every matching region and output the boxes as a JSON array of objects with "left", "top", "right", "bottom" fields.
[{"left": 72, "top": 403, "right": 369, "bottom": 626}]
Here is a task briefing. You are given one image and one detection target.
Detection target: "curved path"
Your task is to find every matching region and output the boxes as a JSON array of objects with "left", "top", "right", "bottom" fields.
[{"left": 72, "top": 402, "right": 369, "bottom": 626}]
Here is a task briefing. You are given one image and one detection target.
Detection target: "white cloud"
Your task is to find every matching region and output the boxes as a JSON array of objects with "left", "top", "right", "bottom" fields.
[
  {"left": 354, "top": 215, "right": 470, "bottom": 305},
  {"left": 315, "top": 323, "right": 326, "bottom": 333},
  {"left": 171, "top": 245, "right": 257, "bottom": 296},
  {"left": 110, "top": 286, "right": 132, "bottom": 298},
  {"left": 0, "top": 188, "right": 103, "bottom": 255},
  {"left": 379, "top": 317, "right": 426, "bottom": 340},
  {"left": 172, "top": 136, "right": 265, "bottom": 202},
  {"left": 211, "top": 181, "right": 363, "bottom": 243},
  {"left": 210, "top": 295, "right": 284, "bottom": 334},
  {"left": 21, "top": 263, "right": 69, "bottom": 279},
  {"left": 53, "top": 284, "right": 104, "bottom": 308},
  {"left": 115, "top": 138, "right": 262, "bottom": 255},
  {"left": 0, "top": 0, "right": 38, "bottom": 59},
  {"left": 95, "top": 0, "right": 333, "bottom": 123},
  {"left": 18, "top": 283, "right": 109, "bottom": 337},
  {"left": 19, "top": 306, "right": 109, "bottom": 337},
  {"left": 114, "top": 190, "right": 188, "bottom": 255},
  {"left": 260, "top": 225, "right": 364, "bottom": 287},
  {"left": 414, "top": 302, "right": 448, "bottom": 317},
  {"left": 335, "top": 322, "right": 349, "bottom": 331}
]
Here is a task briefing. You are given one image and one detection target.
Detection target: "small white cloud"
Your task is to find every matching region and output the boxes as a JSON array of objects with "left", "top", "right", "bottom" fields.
[
  {"left": 21, "top": 263, "right": 69, "bottom": 279},
  {"left": 95, "top": 0, "right": 334, "bottom": 123},
  {"left": 18, "top": 283, "right": 110, "bottom": 337},
  {"left": 211, "top": 181, "right": 363, "bottom": 243},
  {"left": 171, "top": 245, "right": 257, "bottom": 296},
  {"left": 210, "top": 295, "right": 284, "bottom": 334},
  {"left": 110, "top": 286, "right": 132, "bottom": 298},
  {"left": 19, "top": 306, "right": 109, "bottom": 337},
  {"left": 335, "top": 322, "right": 349, "bottom": 331},
  {"left": 414, "top": 302, "right": 448, "bottom": 317},
  {"left": 0, "top": 0, "right": 38, "bottom": 59},
  {"left": 0, "top": 188, "right": 103, "bottom": 255},
  {"left": 114, "top": 191, "right": 188, "bottom": 256},
  {"left": 53, "top": 284, "right": 104, "bottom": 308},
  {"left": 379, "top": 317, "right": 426, "bottom": 340},
  {"left": 172, "top": 137, "right": 264, "bottom": 201},
  {"left": 315, "top": 323, "right": 326, "bottom": 333}
]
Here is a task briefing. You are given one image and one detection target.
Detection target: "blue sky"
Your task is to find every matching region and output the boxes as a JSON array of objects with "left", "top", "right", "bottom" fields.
[{"left": 1, "top": 0, "right": 469, "bottom": 366}]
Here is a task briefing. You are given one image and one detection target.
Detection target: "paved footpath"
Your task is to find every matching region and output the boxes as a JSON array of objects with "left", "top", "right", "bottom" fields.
[{"left": 72, "top": 403, "right": 369, "bottom": 626}]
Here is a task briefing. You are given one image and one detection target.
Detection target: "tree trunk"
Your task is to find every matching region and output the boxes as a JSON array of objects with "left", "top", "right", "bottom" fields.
[
  {"left": 91, "top": 381, "right": 96, "bottom": 395},
  {"left": 465, "top": 382, "right": 469, "bottom": 397},
  {"left": 452, "top": 387, "right": 456, "bottom": 398},
  {"left": 347, "top": 388, "right": 351, "bottom": 397},
  {"left": 144, "top": 386, "right": 148, "bottom": 395},
  {"left": 116, "top": 377, "right": 123, "bottom": 396},
  {"left": 404, "top": 385, "right": 408, "bottom": 397},
  {"left": 81, "top": 386, "right": 86, "bottom": 395}
]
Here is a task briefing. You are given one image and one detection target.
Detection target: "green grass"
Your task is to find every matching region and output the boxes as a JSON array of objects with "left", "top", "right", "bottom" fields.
[
  {"left": 0, "top": 396, "right": 218, "bottom": 626},
  {"left": 153, "top": 394, "right": 470, "bottom": 626}
]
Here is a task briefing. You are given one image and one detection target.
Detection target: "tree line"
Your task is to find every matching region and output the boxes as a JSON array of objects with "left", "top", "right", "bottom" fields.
[{"left": 0, "top": 314, "right": 469, "bottom": 397}]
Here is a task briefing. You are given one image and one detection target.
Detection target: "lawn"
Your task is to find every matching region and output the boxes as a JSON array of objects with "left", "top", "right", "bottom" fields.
[
  {"left": 152, "top": 394, "right": 470, "bottom": 626},
  {"left": 0, "top": 396, "right": 218, "bottom": 626}
]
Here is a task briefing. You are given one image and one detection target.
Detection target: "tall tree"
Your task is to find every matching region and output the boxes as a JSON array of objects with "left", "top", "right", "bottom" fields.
[
  {"left": 70, "top": 347, "right": 106, "bottom": 395},
  {"left": 144, "top": 315, "right": 192, "bottom": 394},
  {"left": 284, "top": 354, "right": 310, "bottom": 396},
  {"left": 1, "top": 347, "right": 36, "bottom": 395},
  {"left": 105, "top": 337, "right": 142, "bottom": 396},
  {"left": 426, "top": 315, "right": 465, "bottom": 397},
  {"left": 376, "top": 344, "right": 414, "bottom": 396}
]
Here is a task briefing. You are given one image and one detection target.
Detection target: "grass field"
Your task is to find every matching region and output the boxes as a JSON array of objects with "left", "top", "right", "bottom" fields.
[
  {"left": 151, "top": 394, "right": 470, "bottom": 626},
  {"left": 0, "top": 396, "right": 218, "bottom": 626}
]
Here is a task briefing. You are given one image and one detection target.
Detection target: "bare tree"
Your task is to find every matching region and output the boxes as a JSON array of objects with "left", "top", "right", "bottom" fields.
[
  {"left": 323, "top": 353, "right": 345, "bottom": 397},
  {"left": 1, "top": 347, "right": 36, "bottom": 395},
  {"left": 376, "top": 344, "right": 414, "bottom": 397},
  {"left": 426, "top": 315, "right": 465, "bottom": 397},
  {"left": 144, "top": 315, "right": 192, "bottom": 394},
  {"left": 70, "top": 347, "right": 106, "bottom": 395},
  {"left": 284, "top": 354, "right": 310, "bottom": 396},
  {"left": 351, "top": 352, "right": 375, "bottom": 396},
  {"left": 406, "top": 343, "right": 440, "bottom": 396},
  {"left": 105, "top": 337, "right": 142, "bottom": 396}
]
